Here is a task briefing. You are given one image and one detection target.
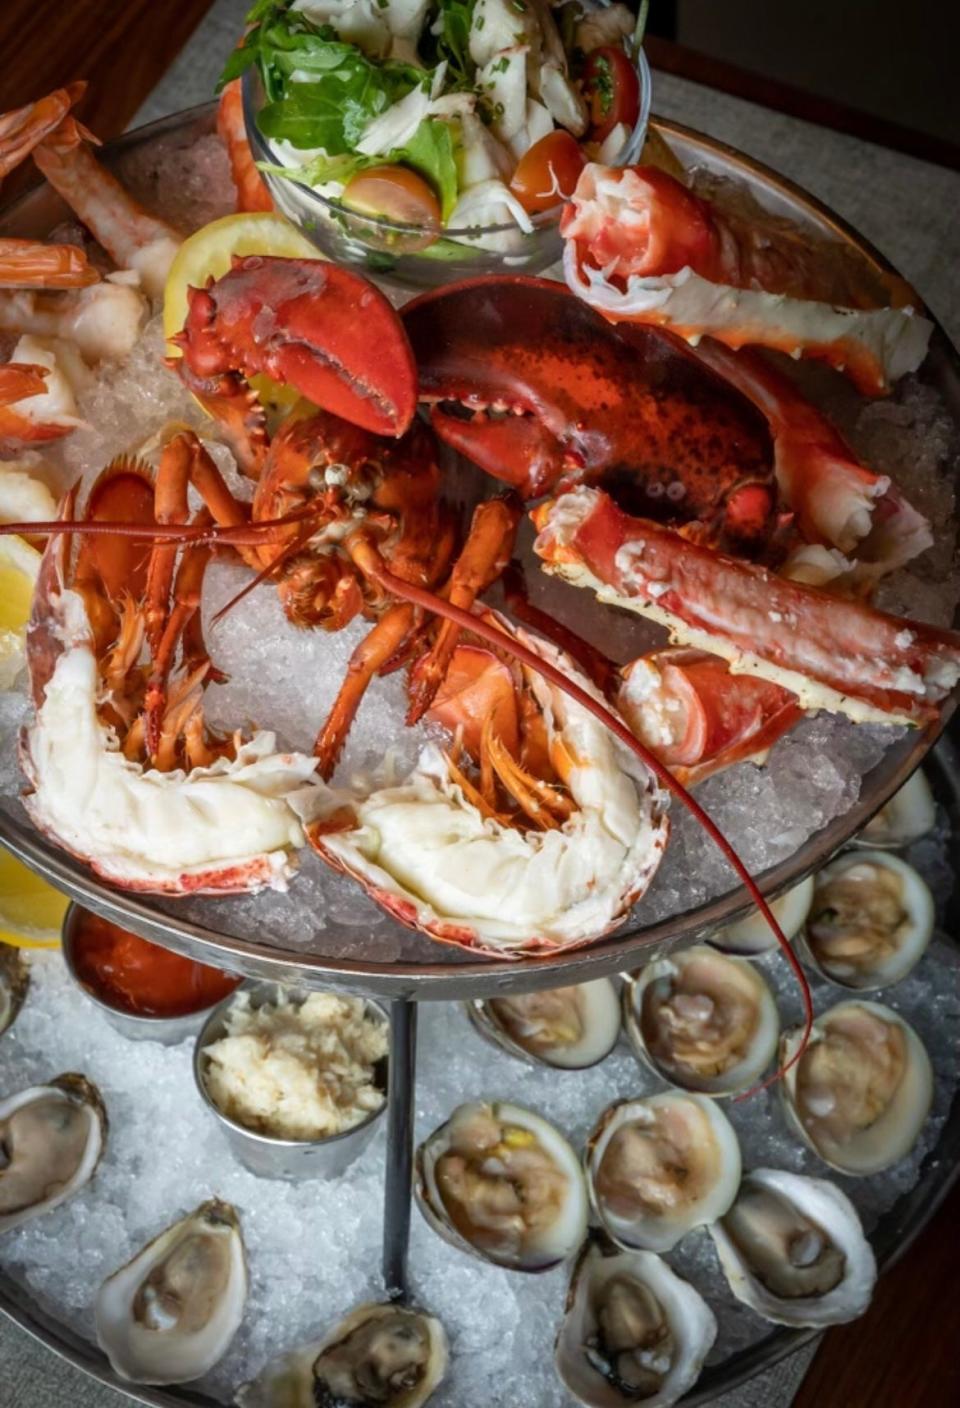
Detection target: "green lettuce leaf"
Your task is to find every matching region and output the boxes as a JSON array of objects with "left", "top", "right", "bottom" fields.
[{"left": 400, "top": 119, "right": 459, "bottom": 222}]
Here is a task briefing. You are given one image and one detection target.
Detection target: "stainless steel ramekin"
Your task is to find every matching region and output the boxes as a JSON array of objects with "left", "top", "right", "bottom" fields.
[{"left": 193, "top": 983, "right": 389, "bottom": 1180}]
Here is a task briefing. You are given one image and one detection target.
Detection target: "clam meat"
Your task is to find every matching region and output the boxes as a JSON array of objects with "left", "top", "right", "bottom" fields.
[
  {"left": 853, "top": 769, "right": 935, "bottom": 849},
  {"left": 0, "top": 947, "right": 29, "bottom": 1036},
  {"left": 586, "top": 1093, "right": 741, "bottom": 1253},
  {"left": 623, "top": 946, "right": 779, "bottom": 1096},
  {"left": 780, "top": 1000, "right": 933, "bottom": 1174},
  {"left": 96, "top": 1198, "right": 247, "bottom": 1383},
  {"left": 465, "top": 978, "right": 621, "bottom": 1070},
  {"left": 0, "top": 1073, "right": 106, "bottom": 1234},
  {"left": 415, "top": 1100, "right": 587, "bottom": 1271},
  {"left": 802, "top": 851, "right": 933, "bottom": 990},
  {"left": 709, "top": 1168, "right": 876, "bottom": 1327},
  {"left": 556, "top": 1240, "right": 716, "bottom": 1408},
  {"left": 709, "top": 876, "right": 814, "bottom": 958},
  {"left": 237, "top": 1301, "right": 448, "bottom": 1408}
]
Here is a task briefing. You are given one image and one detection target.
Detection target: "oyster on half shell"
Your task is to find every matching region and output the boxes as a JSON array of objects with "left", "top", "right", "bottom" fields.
[
  {"left": 236, "top": 1301, "right": 448, "bottom": 1408},
  {"left": 709, "top": 1168, "right": 876, "bottom": 1327},
  {"left": 585, "top": 1093, "right": 741, "bottom": 1253},
  {"left": 96, "top": 1198, "right": 247, "bottom": 1384},
  {"left": 555, "top": 1239, "right": 716, "bottom": 1408},
  {"left": 0, "top": 947, "right": 29, "bottom": 1036},
  {"left": 852, "top": 768, "right": 935, "bottom": 849},
  {"left": 0, "top": 1073, "right": 106, "bottom": 1234},
  {"left": 622, "top": 946, "right": 779, "bottom": 1096},
  {"left": 780, "top": 1000, "right": 933, "bottom": 1175},
  {"left": 415, "top": 1100, "right": 588, "bottom": 1271},
  {"left": 464, "top": 979, "right": 621, "bottom": 1070}
]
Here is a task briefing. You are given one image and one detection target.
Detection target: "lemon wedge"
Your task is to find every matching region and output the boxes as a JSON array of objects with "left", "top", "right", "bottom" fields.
[
  {"left": 0, "top": 850, "right": 67, "bottom": 948},
  {"left": 164, "top": 212, "right": 323, "bottom": 413},
  {"left": 0, "top": 533, "right": 41, "bottom": 690}
]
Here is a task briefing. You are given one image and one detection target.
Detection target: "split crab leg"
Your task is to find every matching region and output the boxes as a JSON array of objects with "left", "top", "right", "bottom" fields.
[{"left": 561, "top": 163, "right": 933, "bottom": 395}]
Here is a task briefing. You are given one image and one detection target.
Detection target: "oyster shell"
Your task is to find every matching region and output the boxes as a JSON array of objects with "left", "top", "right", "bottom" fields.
[
  {"left": 622, "top": 946, "right": 779, "bottom": 1096},
  {"left": 555, "top": 1239, "right": 716, "bottom": 1408},
  {"left": 96, "top": 1198, "right": 247, "bottom": 1383},
  {"left": 709, "top": 876, "right": 814, "bottom": 958},
  {"left": 0, "top": 947, "right": 29, "bottom": 1036},
  {"left": 801, "top": 851, "right": 933, "bottom": 990},
  {"left": 415, "top": 1100, "right": 588, "bottom": 1271},
  {"left": 709, "top": 1167, "right": 876, "bottom": 1327},
  {"left": 852, "top": 769, "right": 935, "bottom": 849},
  {"left": 0, "top": 1073, "right": 106, "bottom": 1234},
  {"left": 464, "top": 979, "right": 621, "bottom": 1070},
  {"left": 780, "top": 1000, "right": 933, "bottom": 1174},
  {"left": 237, "top": 1301, "right": 448, "bottom": 1408},
  {"left": 585, "top": 1093, "right": 741, "bottom": 1253}
]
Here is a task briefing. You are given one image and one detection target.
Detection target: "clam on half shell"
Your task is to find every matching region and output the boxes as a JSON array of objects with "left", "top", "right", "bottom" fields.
[
  {"left": 801, "top": 851, "right": 934, "bottom": 990},
  {"left": 555, "top": 1239, "right": 716, "bottom": 1408},
  {"left": 415, "top": 1100, "right": 588, "bottom": 1272},
  {"left": 464, "top": 979, "right": 621, "bottom": 1070},
  {"left": 622, "top": 946, "right": 779, "bottom": 1096},
  {"left": 96, "top": 1198, "right": 247, "bottom": 1384},
  {"left": 236, "top": 1301, "right": 448, "bottom": 1408},
  {"left": 851, "top": 769, "right": 935, "bottom": 850},
  {"left": 585, "top": 1093, "right": 741, "bottom": 1253},
  {"left": 0, "top": 1073, "right": 107, "bottom": 1234},
  {"left": 0, "top": 947, "right": 29, "bottom": 1037},
  {"left": 780, "top": 1000, "right": 933, "bottom": 1175},
  {"left": 708, "top": 876, "right": 814, "bottom": 958},
  {"left": 709, "top": 1168, "right": 877, "bottom": 1328}
]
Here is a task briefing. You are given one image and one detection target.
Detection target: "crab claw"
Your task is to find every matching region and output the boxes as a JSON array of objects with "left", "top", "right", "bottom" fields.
[{"left": 177, "top": 256, "right": 416, "bottom": 438}]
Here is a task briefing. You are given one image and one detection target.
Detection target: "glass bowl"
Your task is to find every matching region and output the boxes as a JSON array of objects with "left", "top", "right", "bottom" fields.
[{"left": 241, "top": 46, "right": 652, "bottom": 288}]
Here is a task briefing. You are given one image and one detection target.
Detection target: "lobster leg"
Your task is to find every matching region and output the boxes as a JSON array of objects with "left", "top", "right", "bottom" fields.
[
  {"left": 501, "top": 562, "right": 617, "bottom": 693},
  {"left": 313, "top": 600, "right": 417, "bottom": 779},
  {"left": 406, "top": 496, "right": 522, "bottom": 725},
  {"left": 145, "top": 532, "right": 214, "bottom": 763}
]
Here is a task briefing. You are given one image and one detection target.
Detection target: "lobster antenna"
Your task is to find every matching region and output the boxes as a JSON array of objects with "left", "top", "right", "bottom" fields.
[{"left": 371, "top": 561, "right": 814, "bottom": 1093}]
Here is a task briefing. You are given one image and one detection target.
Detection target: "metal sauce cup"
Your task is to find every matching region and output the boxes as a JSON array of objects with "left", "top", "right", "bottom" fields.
[
  {"left": 193, "top": 984, "right": 389, "bottom": 1180},
  {"left": 61, "top": 903, "right": 240, "bottom": 1046}
]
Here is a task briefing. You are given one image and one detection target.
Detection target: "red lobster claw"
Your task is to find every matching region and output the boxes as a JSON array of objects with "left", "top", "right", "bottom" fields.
[{"left": 176, "top": 256, "right": 417, "bottom": 438}]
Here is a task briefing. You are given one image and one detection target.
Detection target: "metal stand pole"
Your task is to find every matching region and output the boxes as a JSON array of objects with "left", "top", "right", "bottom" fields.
[{"left": 382, "top": 995, "right": 418, "bottom": 1300}]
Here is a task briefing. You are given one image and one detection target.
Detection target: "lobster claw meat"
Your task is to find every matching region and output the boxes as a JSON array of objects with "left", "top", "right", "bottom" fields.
[
  {"left": 561, "top": 164, "right": 933, "bottom": 396},
  {"left": 404, "top": 275, "right": 777, "bottom": 551},
  {"left": 618, "top": 648, "right": 804, "bottom": 786},
  {"left": 175, "top": 255, "right": 417, "bottom": 441},
  {"left": 533, "top": 486, "right": 960, "bottom": 725}
]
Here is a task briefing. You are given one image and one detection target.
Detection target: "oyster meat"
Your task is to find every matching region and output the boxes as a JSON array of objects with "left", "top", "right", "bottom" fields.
[
  {"left": 780, "top": 1000, "right": 933, "bottom": 1174},
  {"left": 465, "top": 978, "right": 621, "bottom": 1070},
  {"left": 0, "top": 1073, "right": 106, "bottom": 1234},
  {"left": 415, "top": 1100, "right": 587, "bottom": 1271},
  {"left": 802, "top": 851, "right": 933, "bottom": 990},
  {"left": 237, "top": 1301, "right": 448, "bottom": 1408},
  {"left": 586, "top": 1093, "right": 741, "bottom": 1253},
  {"left": 709, "top": 876, "right": 814, "bottom": 958},
  {"left": 710, "top": 1167, "right": 876, "bottom": 1327},
  {"left": 555, "top": 1239, "right": 716, "bottom": 1408},
  {"left": 96, "top": 1198, "right": 247, "bottom": 1383},
  {"left": 623, "top": 946, "right": 779, "bottom": 1096}
]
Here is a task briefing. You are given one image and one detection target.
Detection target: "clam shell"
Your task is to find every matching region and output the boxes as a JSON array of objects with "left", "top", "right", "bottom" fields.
[
  {"left": 415, "top": 1100, "right": 587, "bottom": 1272},
  {"left": 464, "top": 978, "right": 621, "bottom": 1070},
  {"left": 709, "top": 1167, "right": 876, "bottom": 1328},
  {"left": 585, "top": 1092, "right": 741, "bottom": 1253},
  {"left": 708, "top": 876, "right": 814, "bottom": 958},
  {"left": 622, "top": 946, "right": 779, "bottom": 1096},
  {"left": 851, "top": 769, "right": 935, "bottom": 849},
  {"left": 0, "top": 1073, "right": 107, "bottom": 1234},
  {"left": 95, "top": 1198, "right": 247, "bottom": 1384},
  {"left": 0, "top": 947, "right": 30, "bottom": 1036}
]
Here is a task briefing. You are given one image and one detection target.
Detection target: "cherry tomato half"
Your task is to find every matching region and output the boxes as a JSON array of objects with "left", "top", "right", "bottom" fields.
[
  {"left": 342, "top": 164, "right": 441, "bottom": 227},
  {"left": 583, "top": 46, "right": 641, "bottom": 144},
  {"left": 510, "top": 131, "right": 587, "bottom": 215}
]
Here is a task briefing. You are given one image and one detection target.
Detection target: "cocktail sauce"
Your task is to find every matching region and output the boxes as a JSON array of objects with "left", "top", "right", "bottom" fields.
[{"left": 71, "top": 912, "right": 240, "bottom": 1017}]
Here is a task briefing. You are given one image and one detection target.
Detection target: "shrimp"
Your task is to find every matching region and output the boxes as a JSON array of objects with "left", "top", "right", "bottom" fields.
[{"left": 217, "top": 80, "right": 273, "bottom": 213}]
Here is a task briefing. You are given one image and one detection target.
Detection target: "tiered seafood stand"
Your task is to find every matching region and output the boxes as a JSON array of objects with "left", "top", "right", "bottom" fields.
[{"left": 2, "top": 104, "right": 960, "bottom": 1408}]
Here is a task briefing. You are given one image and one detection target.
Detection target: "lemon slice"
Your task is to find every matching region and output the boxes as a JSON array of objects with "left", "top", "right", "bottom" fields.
[
  {"left": 0, "top": 850, "right": 67, "bottom": 948},
  {"left": 164, "top": 212, "right": 323, "bottom": 413},
  {"left": 0, "top": 534, "right": 41, "bottom": 691}
]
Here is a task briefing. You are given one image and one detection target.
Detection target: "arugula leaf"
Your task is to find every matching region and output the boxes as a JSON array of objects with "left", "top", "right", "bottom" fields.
[
  {"left": 431, "top": 0, "right": 478, "bottom": 86},
  {"left": 399, "top": 119, "right": 459, "bottom": 222}
]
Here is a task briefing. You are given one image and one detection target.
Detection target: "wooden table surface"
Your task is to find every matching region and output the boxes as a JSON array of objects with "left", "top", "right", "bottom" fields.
[{"left": 2, "top": 4, "right": 959, "bottom": 1407}]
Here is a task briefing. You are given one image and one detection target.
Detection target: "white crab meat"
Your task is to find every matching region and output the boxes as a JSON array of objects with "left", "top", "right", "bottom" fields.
[
  {"left": 0, "top": 459, "right": 58, "bottom": 524},
  {"left": 355, "top": 64, "right": 451, "bottom": 156},
  {"left": 575, "top": 2, "right": 636, "bottom": 54},
  {"left": 447, "top": 179, "right": 535, "bottom": 250},
  {"left": 539, "top": 61, "right": 588, "bottom": 135},
  {"left": 302, "top": 630, "right": 669, "bottom": 955},
  {"left": 0, "top": 281, "right": 147, "bottom": 363},
  {"left": 3, "top": 335, "right": 87, "bottom": 434},
  {"left": 455, "top": 112, "right": 514, "bottom": 189},
  {"left": 479, "top": 46, "right": 530, "bottom": 148},
  {"left": 22, "top": 589, "right": 319, "bottom": 894},
  {"left": 469, "top": 0, "right": 541, "bottom": 68},
  {"left": 595, "top": 120, "right": 631, "bottom": 164},
  {"left": 291, "top": 1, "right": 391, "bottom": 58}
]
